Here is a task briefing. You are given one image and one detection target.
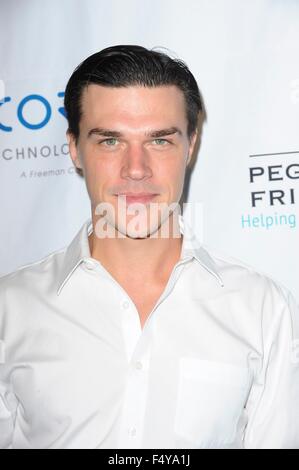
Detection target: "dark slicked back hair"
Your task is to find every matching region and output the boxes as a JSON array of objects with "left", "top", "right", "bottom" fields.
[{"left": 64, "top": 45, "right": 203, "bottom": 143}]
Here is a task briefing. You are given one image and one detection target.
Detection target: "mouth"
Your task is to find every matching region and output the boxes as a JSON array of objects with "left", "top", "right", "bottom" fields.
[{"left": 115, "top": 193, "right": 159, "bottom": 205}]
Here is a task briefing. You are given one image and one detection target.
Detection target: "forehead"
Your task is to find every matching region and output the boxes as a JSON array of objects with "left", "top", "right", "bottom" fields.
[{"left": 80, "top": 84, "right": 188, "bottom": 131}]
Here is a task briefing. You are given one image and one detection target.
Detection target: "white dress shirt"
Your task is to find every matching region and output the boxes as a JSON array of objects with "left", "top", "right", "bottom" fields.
[{"left": 0, "top": 215, "right": 298, "bottom": 449}]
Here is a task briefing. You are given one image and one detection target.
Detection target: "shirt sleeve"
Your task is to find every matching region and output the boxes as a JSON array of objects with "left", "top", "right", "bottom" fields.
[
  {"left": 244, "top": 281, "right": 299, "bottom": 449},
  {"left": 0, "top": 282, "right": 17, "bottom": 449},
  {"left": 0, "top": 363, "right": 16, "bottom": 449}
]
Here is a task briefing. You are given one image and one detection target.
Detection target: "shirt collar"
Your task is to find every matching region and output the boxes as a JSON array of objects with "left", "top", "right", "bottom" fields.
[{"left": 57, "top": 215, "right": 224, "bottom": 295}]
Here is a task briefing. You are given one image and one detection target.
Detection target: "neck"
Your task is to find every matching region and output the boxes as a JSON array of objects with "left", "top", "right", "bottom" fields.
[{"left": 88, "top": 212, "right": 183, "bottom": 283}]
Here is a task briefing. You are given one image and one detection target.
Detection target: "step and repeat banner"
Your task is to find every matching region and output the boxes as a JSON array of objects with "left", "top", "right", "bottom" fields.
[{"left": 0, "top": 0, "right": 298, "bottom": 300}]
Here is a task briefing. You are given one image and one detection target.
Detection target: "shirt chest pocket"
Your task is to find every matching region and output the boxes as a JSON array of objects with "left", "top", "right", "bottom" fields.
[{"left": 174, "top": 358, "right": 251, "bottom": 448}]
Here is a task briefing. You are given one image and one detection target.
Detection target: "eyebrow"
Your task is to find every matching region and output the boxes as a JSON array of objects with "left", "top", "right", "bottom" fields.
[{"left": 87, "top": 126, "right": 182, "bottom": 139}]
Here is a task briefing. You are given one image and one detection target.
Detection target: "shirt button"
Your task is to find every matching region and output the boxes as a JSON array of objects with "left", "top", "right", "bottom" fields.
[
  {"left": 128, "top": 427, "right": 137, "bottom": 437},
  {"left": 135, "top": 361, "right": 143, "bottom": 370},
  {"left": 84, "top": 260, "right": 94, "bottom": 270},
  {"left": 122, "top": 300, "right": 130, "bottom": 309}
]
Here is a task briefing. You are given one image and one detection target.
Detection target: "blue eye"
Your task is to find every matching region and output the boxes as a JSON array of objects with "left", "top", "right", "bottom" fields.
[
  {"left": 100, "top": 138, "right": 118, "bottom": 146},
  {"left": 154, "top": 138, "right": 168, "bottom": 145}
]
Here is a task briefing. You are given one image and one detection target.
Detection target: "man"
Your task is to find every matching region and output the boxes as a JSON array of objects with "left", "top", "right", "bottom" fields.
[{"left": 0, "top": 45, "right": 298, "bottom": 449}]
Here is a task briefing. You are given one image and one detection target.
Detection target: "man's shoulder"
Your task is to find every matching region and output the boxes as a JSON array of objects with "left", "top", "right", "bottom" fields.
[
  {"left": 0, "top": 247, "right": 67, "bottom": 295},
  {"left": 201, "top": 243, "right": 295, "bottom": 307}
]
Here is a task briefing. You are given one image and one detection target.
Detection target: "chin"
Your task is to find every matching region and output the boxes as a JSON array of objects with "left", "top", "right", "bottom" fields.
[{"left": 116, "top": 221, "right": 161, "bottom": 239}]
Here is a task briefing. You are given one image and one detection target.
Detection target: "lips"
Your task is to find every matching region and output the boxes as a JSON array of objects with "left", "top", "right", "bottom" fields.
[{"left": 116, "top": 193, "right": 158, "bottom": 204}]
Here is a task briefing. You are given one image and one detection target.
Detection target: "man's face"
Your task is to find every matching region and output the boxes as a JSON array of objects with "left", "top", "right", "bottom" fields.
[{"left": 68, "top": 84, "right": 197, "bottom": 238}]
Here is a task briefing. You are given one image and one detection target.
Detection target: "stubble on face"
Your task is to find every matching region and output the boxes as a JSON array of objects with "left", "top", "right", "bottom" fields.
[{"left": 68, "top": 85, "right": 197, "bottom": 240}]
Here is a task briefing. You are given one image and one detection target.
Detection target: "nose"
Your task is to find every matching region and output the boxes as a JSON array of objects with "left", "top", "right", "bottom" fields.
[{"left": 120, "top": 143, "right": 152, "bottom": 181}]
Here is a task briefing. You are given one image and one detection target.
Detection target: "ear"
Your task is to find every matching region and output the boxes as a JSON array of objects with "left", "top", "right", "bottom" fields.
[
  {"left": 67, "top": 131, "right": 83, "bottom": 170},
  {"left": 186, "top": 130, "right": 198, "bottom": 167}
]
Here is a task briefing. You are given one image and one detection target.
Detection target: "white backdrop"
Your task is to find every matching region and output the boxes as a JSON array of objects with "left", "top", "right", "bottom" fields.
[{"left": 0, "top": 0, "right": 298, "bottom": 300}]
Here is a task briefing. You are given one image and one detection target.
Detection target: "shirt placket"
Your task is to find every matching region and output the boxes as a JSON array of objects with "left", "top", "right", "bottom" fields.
[
  {"left": 117, "top": 259, "right": 191, "bottom": 448},
  {"left": 117, "top": 343, "right": 151, "bottom": 448}
]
